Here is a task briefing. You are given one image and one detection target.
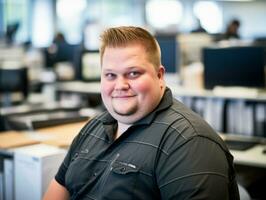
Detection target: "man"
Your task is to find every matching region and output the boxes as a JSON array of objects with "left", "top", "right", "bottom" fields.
[
  {"left": 43, "top": 26, "right": 239, "bottom": 200},
  {"left": 224, "top": 19, "right": 241, "bottom": 40}
]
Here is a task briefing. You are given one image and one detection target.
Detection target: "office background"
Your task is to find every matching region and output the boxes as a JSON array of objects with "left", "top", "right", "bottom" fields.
[
  {"left": 1, "top": 0, "right": 266, "bottom": 47},
  {"left": 0, "top": 0, "right": 266, "bottom": 200}
]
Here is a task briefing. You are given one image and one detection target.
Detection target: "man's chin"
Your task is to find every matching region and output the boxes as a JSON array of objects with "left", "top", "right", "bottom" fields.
[
  {"left": 111, "top": 112, "right": 139, "bottom": 125},
  {"left": 113, "top": 108, "right": 136, "bottom": 116}
]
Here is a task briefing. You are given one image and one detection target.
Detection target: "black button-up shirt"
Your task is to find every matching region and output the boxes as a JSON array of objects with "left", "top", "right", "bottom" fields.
[{"left": 55, "top": 88, "right": 239, "bottom": 200}]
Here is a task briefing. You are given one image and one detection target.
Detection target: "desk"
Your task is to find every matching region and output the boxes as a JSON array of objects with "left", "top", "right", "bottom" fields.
[
  {"left": 37, "top": 121, "right": 88, "bottom": 147},
  {"left": 219, "top": 134, "right": 266, "bottom": 169},
  {"left": 55, "top": 81, "right": 101, "bottom": 95},
  {"left": 231, "top": 145, "right": 266, "bottom": 168},
  {"left": 0, "top": 121, "right": 86, "bottom": 149}
]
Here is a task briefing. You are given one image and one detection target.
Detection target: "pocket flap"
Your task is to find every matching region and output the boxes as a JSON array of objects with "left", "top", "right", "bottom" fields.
[{"left": 112, "top": 162, "right": 139, "bottom": 175}]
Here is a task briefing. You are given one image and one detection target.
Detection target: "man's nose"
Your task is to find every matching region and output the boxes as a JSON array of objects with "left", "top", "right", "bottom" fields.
[{"left": 114, "top": 76, "right": 129, "bottom": 90}]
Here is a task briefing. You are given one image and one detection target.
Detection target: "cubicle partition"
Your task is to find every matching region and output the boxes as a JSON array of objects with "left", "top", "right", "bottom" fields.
[{"left": 174, "top": 90, "right": 266, "bottom": 141}]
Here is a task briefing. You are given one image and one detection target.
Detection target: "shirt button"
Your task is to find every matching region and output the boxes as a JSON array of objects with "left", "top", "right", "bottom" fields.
[{"left": 120, "top": 167, "right": 126, "bottom": 172}]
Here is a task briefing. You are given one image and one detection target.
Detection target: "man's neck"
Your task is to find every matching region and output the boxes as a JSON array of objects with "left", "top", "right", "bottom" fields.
[{"left": 115, "top": 122, "right": 131, "bottom": 140}]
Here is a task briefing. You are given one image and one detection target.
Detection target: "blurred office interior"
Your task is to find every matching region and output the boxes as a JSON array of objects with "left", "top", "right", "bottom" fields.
[{"left": 0, "top": 0, "right": 266, "bottom": 199}]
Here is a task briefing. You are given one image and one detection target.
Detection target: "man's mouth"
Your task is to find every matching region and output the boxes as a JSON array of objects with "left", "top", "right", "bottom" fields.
[{"left": 112, "top": 95, "right": 135, "bottom": 98}]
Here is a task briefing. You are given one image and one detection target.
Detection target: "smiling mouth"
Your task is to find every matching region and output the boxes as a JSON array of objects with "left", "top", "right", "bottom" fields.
[{"left": 112, "top": 95, "right": 135, "bottom": 99}]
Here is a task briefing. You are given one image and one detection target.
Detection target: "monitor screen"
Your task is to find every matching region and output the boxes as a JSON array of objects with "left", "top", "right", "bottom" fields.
[
  {"left": 81, "top": 51, "right": 101, "bottom": 81},
  {"left": 44, "top": 44, "right": 78, "bottom": 68},
  {"left": 156, "top": 34, "right": 178, "bottom": 73},
  {"left": 0, "top": 67, "right": 28, "bottom": 96},
  {"left": 203, "top": 46, "right": 265, "bottom": 89}
]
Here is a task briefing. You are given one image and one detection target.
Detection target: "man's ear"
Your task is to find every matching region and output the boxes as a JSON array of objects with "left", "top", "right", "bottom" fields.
[
  {"left": 157, "top": 65, "right": 165, "bottom": 89},
  {"left": 157, "top": 65, "right": 165, "bottom": 79}
]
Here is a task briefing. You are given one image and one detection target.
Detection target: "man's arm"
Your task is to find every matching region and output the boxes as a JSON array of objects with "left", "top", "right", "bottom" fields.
[
  {"left": 157, "top": 137, "right": 238, "bottom": 199},
  {"left": 43, "top": 178, "right": 69, "bottom": 200}
]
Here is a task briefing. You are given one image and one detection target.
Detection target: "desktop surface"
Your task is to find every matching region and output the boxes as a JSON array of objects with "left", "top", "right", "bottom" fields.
[
  {"left": 220, "top": 133, "right": 266, "bottom": 168},
  {"left": 224, "top": 139, "right": 260, "bottom": 151}
]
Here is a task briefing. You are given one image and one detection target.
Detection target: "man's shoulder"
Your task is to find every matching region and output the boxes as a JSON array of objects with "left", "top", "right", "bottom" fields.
[
  {"left": 156, "top": 99, "right": 198, "bottom": 131},
  {"left": 155, "top": 99, "right": 230, "bottom": 155},
  {"left": 158, "top": 99, "right": 221, "bottom": 141}
]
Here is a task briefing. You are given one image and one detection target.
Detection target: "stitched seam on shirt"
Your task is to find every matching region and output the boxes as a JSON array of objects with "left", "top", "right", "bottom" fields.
[
  {"left": 88, "top": 118, "right": 114, "bottom": 143},
  {"left": 169, "top": 107, "right": 198, "bottom": 136},
  {"left": 80, "top": 121, "right": 109, "bottom": 142},
  {"left": 123, "top": 140, "right": 169, "bottom": 156},
  {"left": 159, "top": 171, "right": 228, "bottom": 189},
  {"left": 94, "top": 116, "right": 104, "bottom": 122},
  {"left": 90, "top": 133, "right": 110, "bottom": 143},
  {"left": 153, "top": 120, "right": 188, "bottom": 140},
  {"left": 62, "top": 161, "right": 68, "bottom": 168},
  {"left": 94, "top": 117, "right": 112, "bottom": 125},
  {"left": 80, "top": 122, "right": 92, "bottom": 135},
  {"left": 139, "top": 170, "right": 152, "bottom": 177},
  {"left": 75, "top": 157, "right": 109, "bottom": 163},
  {"left": 84, "top": 194, "right": 97, "bottom": 200}
]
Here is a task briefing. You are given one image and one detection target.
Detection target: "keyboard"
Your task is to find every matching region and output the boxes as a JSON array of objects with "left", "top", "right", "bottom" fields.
[{"left": 7, "top": 110, "right": 89, "bottom": 130}]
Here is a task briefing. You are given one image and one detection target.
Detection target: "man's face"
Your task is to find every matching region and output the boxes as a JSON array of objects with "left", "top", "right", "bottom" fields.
[{"left": 101, "top": 44, "right": 165, "bottom": 124}]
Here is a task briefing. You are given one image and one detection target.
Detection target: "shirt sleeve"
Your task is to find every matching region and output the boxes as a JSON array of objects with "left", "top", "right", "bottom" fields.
[
  {"left": 55, "top": 160, "right": 68, "bottom": 186},
  {"left": 54, "top": 126, "right": 87, "bottom": 186},
  {"left": 156, "top": 136, "right": 235, "bottom": 200}
]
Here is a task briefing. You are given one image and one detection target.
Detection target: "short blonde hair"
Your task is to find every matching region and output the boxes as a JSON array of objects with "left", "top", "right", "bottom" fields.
[{"left": 100, "top": 26, "right": 161, "bottom": 70}]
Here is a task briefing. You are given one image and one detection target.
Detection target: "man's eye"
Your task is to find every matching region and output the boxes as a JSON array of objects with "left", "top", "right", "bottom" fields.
[
  {"left": 105, "top": 73, "right": 116, "bottom": 80},
  {"left": 128, "top": 71, "right": 140, "bottom": 78}
]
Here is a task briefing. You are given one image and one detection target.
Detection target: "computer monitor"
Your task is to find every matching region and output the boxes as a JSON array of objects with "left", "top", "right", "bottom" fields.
[
  {"left": 0, "top": 67, "right": 28, "bottom": 105},
  {"left": 81, "top": 50, "right": 101, "bottom": 81},
  {"left": 156, "top": 34, "right": 179, "bottom": 73},
  {"left": 43, "top": 44, "right": 78, "bottom": 68},
  {"left": 203, "top": 46, "right": 265, "bottom": 89}
]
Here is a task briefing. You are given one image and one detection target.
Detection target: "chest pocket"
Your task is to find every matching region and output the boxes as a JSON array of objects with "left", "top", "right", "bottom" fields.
[
  {"left": 112, "top": 161, "right": 138, "bottom": 174},
  {"left": 98, "top": 161, "right": 140, "bottom": 199}
]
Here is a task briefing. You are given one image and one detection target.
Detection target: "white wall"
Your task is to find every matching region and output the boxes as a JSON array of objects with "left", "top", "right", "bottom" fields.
[{"left": 220, "top": 1, "right": 266, "bottom": 39}]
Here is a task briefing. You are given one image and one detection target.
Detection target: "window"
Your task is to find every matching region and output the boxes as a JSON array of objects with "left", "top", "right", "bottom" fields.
[
  {"left": 146, "top": 0, "right": 183, "bottom": 30},
  {"left": 83, "top": 0, "right": 145, "bottom": 49},
  {"left": 193, "top": 1, "right": 222, "bottom": 33},
  {"left": 2, "top": 0, "right": 29, "bottom": 44},
  {"left": 56, "top": 0, "right": 87, "bottom": 44},
  {"left": 32, "top": 0, "right": 54, "bottom": 47},
  {"left": 56, "top": 0, "right": 144, "bottom": 46}
]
